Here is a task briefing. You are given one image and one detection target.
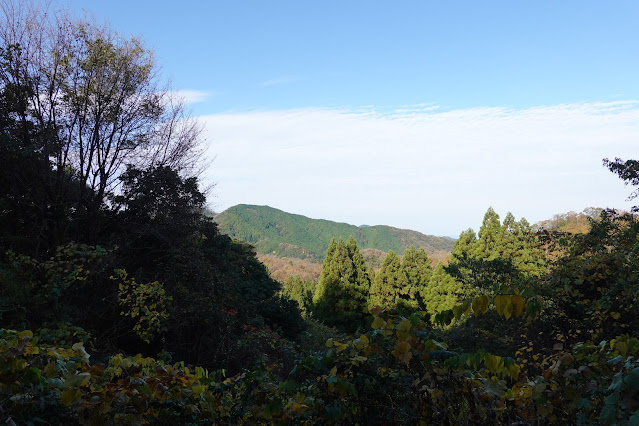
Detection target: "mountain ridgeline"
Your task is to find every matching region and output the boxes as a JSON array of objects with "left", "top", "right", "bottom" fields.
[{"left": 214, "top": 204, "right": 455, "bottom": 261}]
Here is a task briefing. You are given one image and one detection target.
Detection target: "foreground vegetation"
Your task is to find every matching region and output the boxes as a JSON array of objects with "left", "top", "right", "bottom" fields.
[{"left": 1, "top": 1, "right": 639, "bottom": 424}]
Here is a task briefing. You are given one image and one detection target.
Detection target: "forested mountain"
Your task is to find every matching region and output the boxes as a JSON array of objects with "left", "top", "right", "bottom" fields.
[{"left": 215, "top": 204, "right": 455, "bottom": 261}]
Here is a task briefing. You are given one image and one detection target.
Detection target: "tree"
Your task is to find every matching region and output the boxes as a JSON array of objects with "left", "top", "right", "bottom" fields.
[
  {"left": 369, "top": 246, "right": 432, "bottom": 313},
  {"left": 446, "top": 208, "right": 547, "bottom": 295},
  {"left": 603, "top": 157, "right": 639, "bottom": 211},
  {"left": 281, "top": 275, "right": 316, "bottom": 317},
  {"left": 474, "top": 207, "right": 504, "bottom": 260},
  {"left": 369, "top": 250, "right": 405, "bottom": 311},
  {"left": 313, "top": 237, "right": 371, "bottom": 331},
  {"left": 401, "top": 245, "right": 432, "bottom": 310},
  {"left": 422, "top": 262, "right": 462, "bottom": 316},
  {"left": 0, "top": 0, "right": 204, "bottom": 247}
]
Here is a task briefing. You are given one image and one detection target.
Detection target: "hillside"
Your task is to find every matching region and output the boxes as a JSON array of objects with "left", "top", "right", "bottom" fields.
[
  {"left": 214, "top": 204, "right": 455, "bottom": 262},
  {"left": 534, "top": 207, "right": 603, "bottom": 234}
]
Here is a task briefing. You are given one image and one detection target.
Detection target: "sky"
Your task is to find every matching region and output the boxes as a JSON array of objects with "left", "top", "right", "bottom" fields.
[{"left": 64, "top": 0, "right": 639, "bottom": 237}]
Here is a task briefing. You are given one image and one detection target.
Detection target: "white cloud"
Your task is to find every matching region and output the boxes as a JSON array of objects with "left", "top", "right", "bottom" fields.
[
  {"left": 199, "top": 102, "right": 639, "bottom": 237},
  {"left": 170, "top": 90, "right": 213, "bottom": 104}
]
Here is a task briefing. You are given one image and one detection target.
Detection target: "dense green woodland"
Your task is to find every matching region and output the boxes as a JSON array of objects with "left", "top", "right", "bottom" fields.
[
  {"left": 2, "top": 3, "right": 639, "bottom": 424},
  {"left": 215, "top": 204, "right": 455, "bottom": 261}
]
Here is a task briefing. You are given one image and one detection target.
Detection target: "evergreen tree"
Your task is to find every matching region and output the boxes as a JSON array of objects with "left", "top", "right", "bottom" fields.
[
  {"left": 401, "top": 245, "right": 432, "bottom": 310},
  {"left": 346, "top": 236, "right": 371, "bottom": 294},
  {"left": 446, "top": 207, "right": 547, "bottom": 296},
  {"left": 450, "top": 229, "right": 477, "bottom": 263},
  {"left": 422, "top": 262, "right": 462, "bottom": 316},
  {"left": 313, "top": 237, "right": 371, "bottom": 331},
  {"left": 474, "top": 207, "right": 504, "bottom": 260},
  {"left": 281, "top": 275, "right": 316, "bottom": 317},
  {"left": 369, "top": 250, "right": 405, "bottom": 311}
]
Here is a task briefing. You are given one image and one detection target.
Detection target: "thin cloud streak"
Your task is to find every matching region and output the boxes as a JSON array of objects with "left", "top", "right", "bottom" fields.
[
  {"left": 200, "top": 102, "right": 639, "bottom": 237},
  {"left": 170, "top": 90, "right": 213, "bottom": 104},
  {"left": 260, "top": 75, "right": 301, "bottom": 86}
]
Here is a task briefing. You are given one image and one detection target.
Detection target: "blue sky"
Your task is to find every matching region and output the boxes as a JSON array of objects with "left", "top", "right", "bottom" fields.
[{"left": 66, "top": 0, "right": 639, "bottom": 236}]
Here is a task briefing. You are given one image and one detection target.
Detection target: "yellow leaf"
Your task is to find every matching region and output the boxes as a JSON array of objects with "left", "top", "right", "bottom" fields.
[
  {"left": 503, "top": 301, "right": 513, "bottom": 320},
  {"left": 472, "top": 296, "right": 490, "bottom": 317},
  {"left": 493, "top": 295, "right": 504, "bottom": 315},
  {"left": 485, "top": 354, "right": 501, "bottom": 373},
  {"left": 396, "top": 330, "right": 410, "bottom": 341},
  {"left": 452, "top": 304, "right": 463, "bottom": 319},
  {"left": 397, "top": 319, "right": 412, "bottom": 332},
  {"left": 461, "top": 298, "right": 472, "bottom": 314},
  {"left": 394, "top": 340, "right": 411, "bottom": 354},
  {"left": 508, "top": 363, "right": 521, "bottom": 380},
  {"left": 511, "top": 295, "right": 524, "bottom": 317},
  {"left": 18, "top": 330, "right": 33, "bottom": 340},
  {"left": 392, "top": 341, "right": 413, "bottom": 365},
  {"left": 60, "top": 389, "right": 80, "bottom": 407},
  {"left": 472, "top": 297, "right": 482, "bottom": 317},
  {"left": 381, "top": 328, "right": 393, "bottom": 337},
  {"left": 335, "top": 342, "right": 348, "bottom": 353},
  {"left": 371, "top": 316, "right": 385, "bottom": 329},
  {"left": 44, "top": 362, "right": 57, "bottom": 378},
  {"left": 613, "top": 340, "right": 628, "bottom": 356},
  {"left": 480, "top": 296, "right": 490, "bottom": 314},
  {"left": 359, "top": 334, "right": 369, "bottom": 347}
]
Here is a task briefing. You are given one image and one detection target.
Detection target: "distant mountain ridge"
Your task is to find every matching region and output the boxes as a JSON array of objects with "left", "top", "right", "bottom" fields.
[{"left": 214, "top": 204, "right": 455, "bottom": 261}]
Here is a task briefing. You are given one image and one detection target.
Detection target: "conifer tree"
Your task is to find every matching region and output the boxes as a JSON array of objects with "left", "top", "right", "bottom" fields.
[
  {"left": 446, "top": 207, "right": 547, "bottom": 295},
  {"left": 474, "top": 207, "right": 504, "bottom": 260},
  {"left": 450, "top": 229, "right": 477, "bottom": 261},
  {"left": 346, "top": 236, "right": 371, "bottom": 294},
  {"left": 401, "top": 245, "right": 432, "bottom": 310},
  {"left": 422, "top": 262, "right": 462, "bottom": 316},
  {"left": 312, "top": 236, "right": 371, "bottom": 331},
  {"left": 369, "top": 250, "right": 405, "bottom": 311}
]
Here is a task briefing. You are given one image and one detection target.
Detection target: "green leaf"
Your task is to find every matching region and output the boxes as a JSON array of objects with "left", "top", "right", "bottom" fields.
[
  {"left": 623, "top": 369, "right": 639, "bottom": 390},
  {"left": 608, "top": 355, "right": 623, "bottom": 365}
]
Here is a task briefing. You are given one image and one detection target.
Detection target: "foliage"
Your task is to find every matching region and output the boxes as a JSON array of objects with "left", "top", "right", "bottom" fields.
[
  {"left": 603, "top": 157, "right": 639, "bottom": 210},
  {"left": 113, "top": 269, "right": 171, "bottom": 344},
  {"left": 540, "top": 209, "right": 639, "bottom": 341},
  {"left": 446, "top": 208, "right": 547, "bottom": 296},
  {"left": 422, "top": 262, "right": 463, "bottom": 317},
  {"left": 369, "top": 250, "right": 406, "bottom": 311},
  {"left": 313, "top": 237, "right": 371, "bottom": 331},
  {"left": 4, "top": 303, "right": 638, "bottom": 425},
  {"left": 215, "top": 204, "right": 455, "bottom": 261},
  {"left": 534, "top": 208, "right": 602, "bottom": 234},
  {"left": 0, "top": 1, "right": 204, "bottom": 247},
  {"left": 280, "top": 275, "right": 316, "bottom": 317},
  {"left": 400, "top": 245, "right": 433, "bottom": 310}
]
